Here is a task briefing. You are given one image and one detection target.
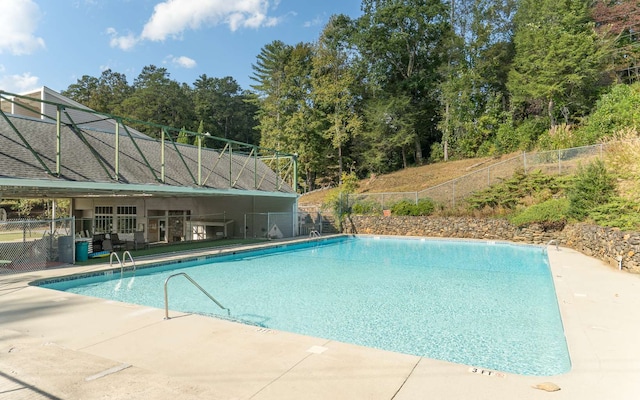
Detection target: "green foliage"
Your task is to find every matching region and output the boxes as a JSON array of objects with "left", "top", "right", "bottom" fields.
[
  {"left": 567, "top": 160, "right": 617, "bottom": 220},
  {"left": 428, "top": 142, "right": 445, "bottom": 163},
  {"left": 10, "top": 199, "right": 70, "bottom": 218},
  {"left": 389, "top": 198, "right": 436, "bottom": 216},
  {"left": 576, "top": 83, "right": 640, "bottom": 145},
  {"left": 495, "top": 117, "right": 549, "bottom": 152},
  {"left": 176, "top": 128, "right": 191, "bottom": 145},
  {"left": 351, "top": 200, "right": 382, "bottom": 215},
  {"left": 589, "top": 197, "right": 640, "bottom": 230},
  {"left": 508, "top": 0, "right": 608, "bottom": 127},
  {"left": 537, "top": 124, "right": 577, "bottom": 150},
  {"left": 324, "top": 172, "right": 359, "bottom": 225},
  {"left": 509, "top": 198, "right": 570, "bottom": 228},
  {"left": 467, "top": 169, "right": 564, "bottom": 210},
  {"left": 341, "top": 172, "right": 359, "bottom": 193}
]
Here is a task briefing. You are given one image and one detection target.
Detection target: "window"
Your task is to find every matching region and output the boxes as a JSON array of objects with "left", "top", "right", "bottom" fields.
[
  {"left": 94, "top": 206, "right": 113, "bottom": 233},
  {"left": 117, "top": 206, "right": 137, "bottom": 234}
]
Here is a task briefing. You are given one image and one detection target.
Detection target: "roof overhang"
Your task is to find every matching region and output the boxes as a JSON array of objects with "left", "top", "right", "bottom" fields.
[{"left": 0, "top": 177, "right": 299, "bottom": 200}]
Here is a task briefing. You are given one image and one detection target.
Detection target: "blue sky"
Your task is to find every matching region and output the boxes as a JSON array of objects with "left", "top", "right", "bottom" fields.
[{"left": 0, "top": 0, "right": 363, "bottom": 94}]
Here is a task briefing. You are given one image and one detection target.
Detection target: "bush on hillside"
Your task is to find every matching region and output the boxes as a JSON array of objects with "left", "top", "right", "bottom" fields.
[
  {"left": 589, "top": 197, "right": 640, "bottom": 230},
  {"left": 496, "top": 117, "right": 549, "bottom": 152},
  {"left": 509, "top": 198, "right": 570, "bottom": 229},
  {"left": 567, "top": 160, "right": 616, "bottom": 220},
  {"left": 466, "top": 169, "right": 565, "bottom": 210},
  {"left": 351, "top": 200, "right": 382, "bottom": 215},
  {"left": 389, "top": 198, "right": 436, "bottom": 216},
  {"left": 576, "top": 83, "right": 640, "bottom": 145}
]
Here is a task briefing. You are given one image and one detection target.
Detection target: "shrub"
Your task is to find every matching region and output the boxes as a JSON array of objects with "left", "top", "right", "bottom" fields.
[
  {"left": 429, "top": 141, "right": 445, "bottom": 162},
  {"left": 497, "top": 117, "right": 549, "bottom": 152},
  {"left": 537, "top": 123, "right": 577, "bottom": 150},
  {"left": 351, "top": 200, "right": 382, "bottom": 215},
  {"left": 390, "top": 200, "right": 416, "bottom": 216},
  {"left": 567, "top": 160, "right": 616, "bottom": 220},
  {"left": 467, "top": 170, "right": 564, "bottom": 211},
  {"left": 509, "top": 198, "right": 570, "bottom": 229},
  {"left": 589, "top": 198, "right": 640, "bottom": 230},
  {"left": 389, "top": 198, "right": 436, "bottom": 216},
  {"left": 414, "top": 198, "right": 436, "bottom": 216},
  {"left": 577, "top": 83, "right": 640, "bottom": 145}
]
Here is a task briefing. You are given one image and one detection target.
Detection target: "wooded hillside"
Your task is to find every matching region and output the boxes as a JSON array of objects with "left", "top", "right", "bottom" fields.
[{"left": 60, "top": 1, "right": 640, "bottom": 193}]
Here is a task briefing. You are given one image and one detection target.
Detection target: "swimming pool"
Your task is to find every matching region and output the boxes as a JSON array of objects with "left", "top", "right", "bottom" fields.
[{"left": 40, "top": 236, "right": 570, "bottom": 376}]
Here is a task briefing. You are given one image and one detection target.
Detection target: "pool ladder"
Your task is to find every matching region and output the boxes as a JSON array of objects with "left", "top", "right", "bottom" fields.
[
  {"left": 109, "top": 250, "right": 137, "bottom": 277},
  {"left": 164, "top": 272, "right": 230, "bottom": 320},
  {"left": 309, "top": 229, "right": 321, "bottom": 238}
]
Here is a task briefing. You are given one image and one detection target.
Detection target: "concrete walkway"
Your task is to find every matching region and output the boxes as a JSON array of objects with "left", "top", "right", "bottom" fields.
[{"left": 1, "top": 244, "right": 639, "bottom": 399}]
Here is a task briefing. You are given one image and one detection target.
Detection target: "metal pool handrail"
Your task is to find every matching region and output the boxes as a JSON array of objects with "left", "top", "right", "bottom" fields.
[
  {"left": 110, "top": 251, "right": 137, "bottom": 277},
  {"left": 122, "top": 250, "right": 136, "bottom": 273},
  {"left": 163, "top": 272, "right": 230, "bottom": 320}
]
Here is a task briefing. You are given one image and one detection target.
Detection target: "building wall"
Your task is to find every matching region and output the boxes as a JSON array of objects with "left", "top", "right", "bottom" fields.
[{"left": 73, "top": 194, "right": 298, "bottom": 241}]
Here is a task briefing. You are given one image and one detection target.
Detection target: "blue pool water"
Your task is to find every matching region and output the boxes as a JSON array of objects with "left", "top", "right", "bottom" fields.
[{"left": 42, "top": 236, "right": 570, "bottom": 376}]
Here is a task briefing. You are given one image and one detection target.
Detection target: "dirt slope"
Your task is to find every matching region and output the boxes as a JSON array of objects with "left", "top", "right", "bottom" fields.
[{"left": 299, "top": 153, "right": 517, "bottom": 206}]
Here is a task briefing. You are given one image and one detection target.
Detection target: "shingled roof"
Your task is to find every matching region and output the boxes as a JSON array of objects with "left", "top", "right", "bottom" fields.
[{"left": 0, "top": 114, "right": 296, "bottom": 199}]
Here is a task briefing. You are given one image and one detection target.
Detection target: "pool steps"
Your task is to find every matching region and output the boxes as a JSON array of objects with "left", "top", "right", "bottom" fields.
[{"left": 109, "top": 250, "right": 137, "bottom": 277}]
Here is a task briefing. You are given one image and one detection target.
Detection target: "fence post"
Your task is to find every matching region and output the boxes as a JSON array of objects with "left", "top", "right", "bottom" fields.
[
  {"left": 415, "top": 192, "right": 418, "bottom": 205},
  {"left": 600, "top": 143, "right": 603, "bottom": 159},
  {"left": 452, "top": 180, "right": 456, "bottom": 208},
  {"left": 558, "top": 149, "right": 561, "bottom": 175}
]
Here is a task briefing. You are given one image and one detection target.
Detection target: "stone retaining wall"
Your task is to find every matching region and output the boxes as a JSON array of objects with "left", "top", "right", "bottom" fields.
[{"left": 346, "top": 216, "right": 640, "bottom": 273}]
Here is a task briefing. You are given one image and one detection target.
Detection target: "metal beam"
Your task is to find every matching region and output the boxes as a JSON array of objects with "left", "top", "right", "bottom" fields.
[
  {"left": 62, "top": 110, "right": 114, "bottom": 180},
  {"left": 0, "top": 108, "right": 54, "bottom": 176}
]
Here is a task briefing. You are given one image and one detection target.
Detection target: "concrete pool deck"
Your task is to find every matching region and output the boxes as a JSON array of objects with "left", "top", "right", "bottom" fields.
[{"left": 1, "top": 241, "right": 639, "bottom": 399}]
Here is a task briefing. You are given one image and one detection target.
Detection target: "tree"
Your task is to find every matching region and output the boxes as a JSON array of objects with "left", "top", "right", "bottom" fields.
[
  {"left": 251, "top": 40, "right": 293, "bottom": 151},
  {"left": 62, "top": 69, "right": 132, "bottom": 114},
  {"left": 438, "top": 0, "right": 516, "bottom": 159},
  {"left": 508, "top": 0, "right": 608, "bottom": 129},
  {"left": 312, "top": 16, "right": 362, "bottom": 183},
  {"left": 353, "top": 0, "right": 450, "bottom": 166},
  {"left": 193, "top": 75, "right": 258, "bottom": 144},
  {"left": 251, "top": 41, "right": 328, "bottom": 189},
  {"left": 118, "top": 65, "right": 195, "bottom": 137},
  {"left": 361, "top": 94, "right": 416, "bottom": 172},
  {"left": 591, "top": 0, "right": 640, "bottom": 83}
]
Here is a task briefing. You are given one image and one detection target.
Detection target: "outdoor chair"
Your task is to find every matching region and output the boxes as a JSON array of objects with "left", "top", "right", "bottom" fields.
[
  {"left": 110, "top": 233, "right": 127, "bottom": 250},
  {"left": 133, "top": 231, "right": 149, "bottom": 250},
  {"left": 92, "top": 234, "right": 105, "bottom": 252},
  {"left": 101, "top": 239, "right": 113, "bottom": 252}
]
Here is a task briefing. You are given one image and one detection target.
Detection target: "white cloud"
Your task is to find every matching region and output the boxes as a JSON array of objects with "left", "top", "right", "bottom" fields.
[
  {"left": 170, "top": 56, "right": 197, "bottom": 69},
  {"left": 303, "top": 15, "right": 324, "bottom": 29},
  {"left": 106, "top": 27, "right": 139, "bottom": 51},
  {"left": 0, "top": 0, "right": 45, "bottom": 55},
  {"left": 141, "top": 0, "right": 281, "bottom": 41},
  {"left": 0, "top": 72, "right": 40, "bottom": 93}
]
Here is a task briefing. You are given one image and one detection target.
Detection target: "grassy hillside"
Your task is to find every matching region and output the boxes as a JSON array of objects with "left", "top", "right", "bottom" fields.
[{"left": 299, "top": 153, "right": 517, "bottom": 206}]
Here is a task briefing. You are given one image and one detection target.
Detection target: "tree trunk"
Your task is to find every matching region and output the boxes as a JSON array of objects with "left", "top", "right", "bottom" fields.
[
  {"left": 414, "top": 137, "right": 423, "bottom": 165},
  {"left": 338, "top": 145, "right": 344, "bottom": 181},
  {"left": 548, "top": 98, "right": 556, "bottom": 128}
]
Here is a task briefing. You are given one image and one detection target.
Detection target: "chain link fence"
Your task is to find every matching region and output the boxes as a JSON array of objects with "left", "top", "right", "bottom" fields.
[
  {"left": 0, "top": 217, "right": 74, "bottom": 275},
  {"left": 348, "top": 144, "right": 606, "bottom": 210}
]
